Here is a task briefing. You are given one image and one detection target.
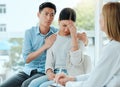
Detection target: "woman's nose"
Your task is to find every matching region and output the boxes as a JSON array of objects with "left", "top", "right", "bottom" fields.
[{"left": 64, "top": 28, "right": 69, "bottom": 32}]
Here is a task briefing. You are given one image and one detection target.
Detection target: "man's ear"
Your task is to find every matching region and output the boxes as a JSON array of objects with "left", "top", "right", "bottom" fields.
[
  {"left": 58, "top": 20, "right": 60, "bottom": 25},
  {"left": 37, "top": 12, "right": 40, "bottom": 18}
]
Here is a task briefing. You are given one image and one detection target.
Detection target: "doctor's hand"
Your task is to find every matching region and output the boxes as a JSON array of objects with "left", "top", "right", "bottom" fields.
[
  {"left": 54, "top": 73, "right": 68, "bottom": 86},
  {"left": 54, "top": 73, "right": 75, "bottom": 86}
]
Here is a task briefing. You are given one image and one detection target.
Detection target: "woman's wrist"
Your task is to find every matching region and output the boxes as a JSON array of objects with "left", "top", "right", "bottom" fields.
[
  {"left": 68, "top": 76, "right": 76, "bottom": 81},
  {"left": 71, "top": 33, "right": 77, "bottom": 39}
]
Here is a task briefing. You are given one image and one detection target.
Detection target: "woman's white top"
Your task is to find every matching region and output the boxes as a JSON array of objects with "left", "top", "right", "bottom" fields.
[
  {"left": 66, "top": 40, "right": 120, "bottom": 87},
  {"left": 45, "top": 32, "right": 92, "bottom": 76}
]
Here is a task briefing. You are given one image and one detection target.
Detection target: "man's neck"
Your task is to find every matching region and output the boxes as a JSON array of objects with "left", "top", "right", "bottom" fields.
[{"left": 39, "top": 25, "right": 50, "bottom": 35}]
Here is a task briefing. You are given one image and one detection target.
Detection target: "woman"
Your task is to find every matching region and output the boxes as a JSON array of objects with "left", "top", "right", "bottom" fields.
[
  {"left": 55, "top": 2, "right": 120, "bottom": 87},
  {"left": 28, "top": 8, "right": 91, "bottom": 87}
]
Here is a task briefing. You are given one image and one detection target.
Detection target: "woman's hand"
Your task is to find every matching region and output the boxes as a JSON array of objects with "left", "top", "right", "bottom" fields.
[
  {"left": 67, "top": 21, "right": 79, "bottom": 51},
  {"left": 46, "top": 69, "right": 55, "bottom": 80},
  {"left": 67, "top": 20, "right": 77, "bottom": 37}
]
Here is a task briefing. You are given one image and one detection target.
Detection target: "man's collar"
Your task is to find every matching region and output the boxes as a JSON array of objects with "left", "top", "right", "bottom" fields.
[{"left": 36, "top": 26, "right": 55, "bottom": 37}]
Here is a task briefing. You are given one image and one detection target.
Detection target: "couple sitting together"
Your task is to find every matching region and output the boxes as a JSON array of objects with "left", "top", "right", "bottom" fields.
[{"left": 28, "top": 4, "right": 91, "bottom": 87}]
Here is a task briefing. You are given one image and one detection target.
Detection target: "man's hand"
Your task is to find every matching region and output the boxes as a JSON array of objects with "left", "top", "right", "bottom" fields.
[
  {"left": 44, "top": 34, "right": 57, "bottom": 49},
  {"left": 77, "top": 32, "right": 88, "bottom": 46}
]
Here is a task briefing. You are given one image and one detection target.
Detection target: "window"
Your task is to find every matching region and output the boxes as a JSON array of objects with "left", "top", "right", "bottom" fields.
[{"left": 0, "top": 4, "right": 6, "bottom": 14}]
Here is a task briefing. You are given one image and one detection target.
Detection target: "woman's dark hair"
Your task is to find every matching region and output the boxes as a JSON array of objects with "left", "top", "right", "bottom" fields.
[
  {"left": 59, "top": 8, "right": 76, "bottom": 22},
  {"left": 39, "top": 2, "right": 56, "bottom": 14}
]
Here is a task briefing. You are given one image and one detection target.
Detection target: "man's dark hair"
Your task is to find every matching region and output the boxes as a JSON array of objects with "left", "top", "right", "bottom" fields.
[
  {"left": 39, "top": 2, "right": 56, "bottom": 14},
  {"left": 59, "top": 8, "right": 76, "bottom": 22}
]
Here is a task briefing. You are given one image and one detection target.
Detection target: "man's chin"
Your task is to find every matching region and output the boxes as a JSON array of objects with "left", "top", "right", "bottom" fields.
[
  {"left": 47, "top": 22, "right": 52, "bottom": 25},
  {"left": 44, "top": 24, "right": 51, "bottom": 27}
]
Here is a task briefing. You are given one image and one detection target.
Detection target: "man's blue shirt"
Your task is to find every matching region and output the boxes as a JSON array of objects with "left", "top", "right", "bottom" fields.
[{"left": 22, "top": 25, "right": 58, "bottom": 75}]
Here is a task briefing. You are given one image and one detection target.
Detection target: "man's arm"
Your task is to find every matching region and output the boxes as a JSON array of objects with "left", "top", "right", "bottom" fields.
[
  {"left": 22, "top": 30, "right": 56, "bottom": 63},
  {"left": 26, "top": 34, "right": 56, "bottom": 63},
  {"left": 26, "top": 44, "right": 48, "bottom": 63}
]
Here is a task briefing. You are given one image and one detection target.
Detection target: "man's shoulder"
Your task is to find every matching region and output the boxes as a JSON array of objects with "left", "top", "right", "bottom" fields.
[
  {"left": 25, "top": 26, "right": 38, "bottom": 33},
  {"left": 27, "top": 26, "right": 37, "bottom": 31}
]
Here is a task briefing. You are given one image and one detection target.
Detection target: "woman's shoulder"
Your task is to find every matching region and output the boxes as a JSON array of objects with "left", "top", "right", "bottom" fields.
[
  {"left": 105, "top": 40, "right": 120, "bottom": 48},
  {"left": 103, "top": 40, "right": 120, "bottom": 56},
  {"left": 110, "top": 40, "right": 120, "bottom": 50}
]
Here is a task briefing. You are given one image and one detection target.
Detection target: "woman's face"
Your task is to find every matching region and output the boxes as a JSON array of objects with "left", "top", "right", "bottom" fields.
[{"left": 58, "top": 20, "right": 71, "bottom": 36}]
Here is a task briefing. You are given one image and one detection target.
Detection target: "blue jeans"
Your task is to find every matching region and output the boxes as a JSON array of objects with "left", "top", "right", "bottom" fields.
[
  {"left": 28, "top": 68, "right": 68, "bottom": 87},
  {"left": 54, "top": 68, "right": 68, "bottom": 74},
  {"left": 28, "top": 75, "right": 55, "bottom": 87},
  {"left": 0, "top": 70, "right": 45, "bottom": 87}
]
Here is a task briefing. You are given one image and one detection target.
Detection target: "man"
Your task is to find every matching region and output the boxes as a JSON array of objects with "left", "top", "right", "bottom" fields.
[{"left": 0, "top": 2, "right": 57, "bottom": 87}]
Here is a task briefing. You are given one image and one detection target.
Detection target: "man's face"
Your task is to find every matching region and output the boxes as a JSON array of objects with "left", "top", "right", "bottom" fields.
[{"left": 38, "top": 7, "right": 55, "bottom": 27}]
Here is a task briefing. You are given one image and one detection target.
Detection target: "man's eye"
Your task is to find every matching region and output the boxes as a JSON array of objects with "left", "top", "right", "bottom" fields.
[{"left": 51, "top": 13, "right": 55, "bottom": 16}]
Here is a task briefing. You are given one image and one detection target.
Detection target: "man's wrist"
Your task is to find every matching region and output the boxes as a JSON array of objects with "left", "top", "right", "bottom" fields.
[{"left": 42, "top": 44, "right": 49, "bottom": 50}]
